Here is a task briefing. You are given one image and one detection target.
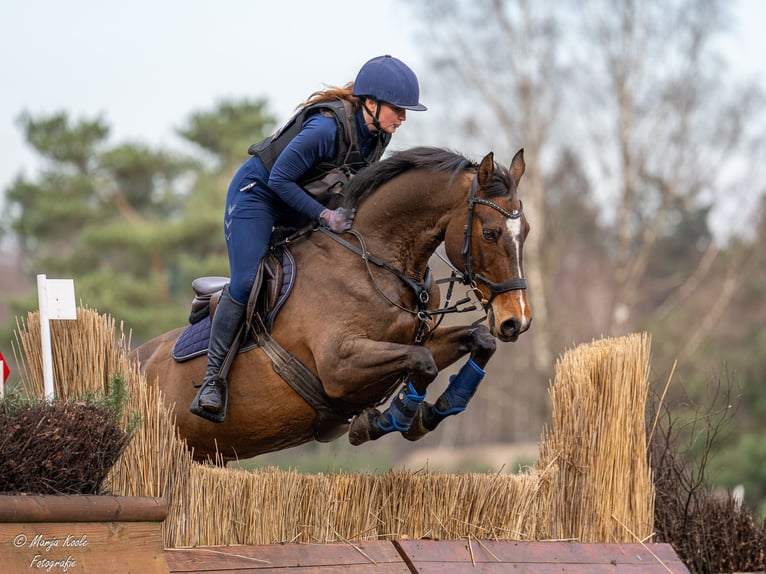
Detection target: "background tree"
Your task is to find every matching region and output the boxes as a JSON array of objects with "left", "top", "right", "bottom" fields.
[
  {"left": 410, "top": 0, "right": 566, "bottom": 443},
  {"left": 1, "top": 99, "right": 276, "bottom": 342},
  {"left": 403, "top": 0, "right": 766, "bottom": 516},
  {"left": 576, "top": 0, "right": 764, "bottom": 337},
  {"left": 653, "top": 201, "right": 766, "bottom": 514},
  {"left": 405, "top": 0, "right": 766, "bottom": 458}
]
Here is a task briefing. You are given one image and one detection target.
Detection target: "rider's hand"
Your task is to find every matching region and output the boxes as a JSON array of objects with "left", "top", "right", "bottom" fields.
[{"left": 319, "top": 208, "right": 356, "bottom": 233}]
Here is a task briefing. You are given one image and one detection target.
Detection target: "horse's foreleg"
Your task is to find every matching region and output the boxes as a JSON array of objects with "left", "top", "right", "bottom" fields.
[
  {"left": 316, "top": 339, "right": 438, "bottom": 446},
  {"left": 348, "top": 380, "right": 428, "bottom": 445},
  {"left": 403, "top": 324, "right": 497, "bottom": 441}
]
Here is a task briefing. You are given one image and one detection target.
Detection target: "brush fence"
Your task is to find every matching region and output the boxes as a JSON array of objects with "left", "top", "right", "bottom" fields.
[{"left": 15, "top": 309, "right": 654, "bottom": 548}]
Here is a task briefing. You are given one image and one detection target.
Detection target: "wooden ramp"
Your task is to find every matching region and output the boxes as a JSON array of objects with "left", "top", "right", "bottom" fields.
[{"left": 165, "top": 540, "right": 690, "bottom": 573}]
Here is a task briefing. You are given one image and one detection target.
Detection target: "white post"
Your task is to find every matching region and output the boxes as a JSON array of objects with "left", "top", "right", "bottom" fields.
[
  {"left": 36, "top": 274, "right": 78, "bottom": 402},
  {"left": 37, "top": 274, "right": 56, "bottom": 401},
  {"left": 0, "top": 360, "right": 4, "bottom": 399}
]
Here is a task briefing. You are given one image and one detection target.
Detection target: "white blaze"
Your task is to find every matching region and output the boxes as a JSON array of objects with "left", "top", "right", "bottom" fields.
[{"left": 505, "top": 217, "right": 528, "bottom": 325}]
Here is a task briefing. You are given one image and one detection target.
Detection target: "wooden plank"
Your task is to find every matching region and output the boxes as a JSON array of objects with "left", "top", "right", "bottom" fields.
[
  {"left": 0, "top": 495, "right": 168, "bottom": 522},
  {"left": 165, "top": 541, "right": 410, "bottom": 573},
  {"left": 166, "top": 541, "right": 691, "bottom": 574},
  {"left": 395, "top": 540, "right": 690, "bottom": 573},
  {"left": 165, "top": 566, "right": 400, "bottom": 574},
  {"left": 400, "top": 565, "right": 679, "bottom": 574},
  {"left": 1, "top": 521, "right": 169, "bottom": 574}
]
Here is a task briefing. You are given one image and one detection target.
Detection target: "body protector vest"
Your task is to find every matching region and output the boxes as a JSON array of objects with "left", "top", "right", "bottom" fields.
[{"left": 248, "top": 99, "right": 390, "bottom": 200}]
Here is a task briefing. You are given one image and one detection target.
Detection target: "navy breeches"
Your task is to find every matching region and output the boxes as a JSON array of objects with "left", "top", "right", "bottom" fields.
[{"left": 224, "top": 165, "right": 308, "bottom": 304}]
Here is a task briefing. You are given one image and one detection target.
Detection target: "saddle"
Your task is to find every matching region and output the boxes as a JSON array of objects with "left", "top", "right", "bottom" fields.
[
  {"left": 191, "top": 251, "right": 294, "bottom": 330},
  {"left": 173, "top": 250, "right": 294, "bottom": 362},
  {"left": 174, "top": 247, "right": 353, "bottom": 442}
]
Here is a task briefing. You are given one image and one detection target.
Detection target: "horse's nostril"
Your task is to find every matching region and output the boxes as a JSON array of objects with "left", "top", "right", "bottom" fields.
[{"left": 501, "top": 318, "right": 521, "bottom": 338}]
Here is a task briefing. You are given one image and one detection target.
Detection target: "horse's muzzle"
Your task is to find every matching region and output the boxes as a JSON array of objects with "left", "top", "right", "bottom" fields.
[
  {"left": 499, "top": 317, "right": 532, "bottom": 342},
  {"left": 487, "top": 308, "right": 531, "bottom": 342}
]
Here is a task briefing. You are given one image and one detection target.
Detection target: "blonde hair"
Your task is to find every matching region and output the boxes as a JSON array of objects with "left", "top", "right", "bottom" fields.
[{"left": 297, "top": 82, "right": 361, "bottom": 111}]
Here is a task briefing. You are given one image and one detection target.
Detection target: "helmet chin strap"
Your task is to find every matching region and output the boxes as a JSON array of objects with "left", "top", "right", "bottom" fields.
[{"left": 362, "top": 98, "right": 383, "bottom": 131}]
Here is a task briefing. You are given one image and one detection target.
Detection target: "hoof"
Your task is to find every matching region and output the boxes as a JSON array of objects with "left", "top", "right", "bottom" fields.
[
  {"left": 401, "top": 402, "right": 444, "bottom": 441},
  {"left": 348, "top": 408, "right": 383, "bottom": 446},
  {"left": 401, "top": 401, "right": 433, "bottom": 442}
]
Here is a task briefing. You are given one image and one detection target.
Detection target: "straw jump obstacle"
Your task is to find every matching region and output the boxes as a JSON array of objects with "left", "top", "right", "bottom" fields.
[{"left": 5, "top": 309, "right": 689, "bottom": 572}]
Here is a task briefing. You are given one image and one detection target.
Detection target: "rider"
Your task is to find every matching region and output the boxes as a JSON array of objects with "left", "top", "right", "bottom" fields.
[{"left": 191, "top": 55, "right": 427, "bottom": 422}]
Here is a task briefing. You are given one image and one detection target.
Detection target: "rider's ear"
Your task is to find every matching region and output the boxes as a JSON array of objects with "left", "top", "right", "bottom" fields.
[
  {"left": 363, "top": 98, "right": 378, "bottom": 114},
  {"left": 477, "top": 152, "right": 495, "bottom": 188}
]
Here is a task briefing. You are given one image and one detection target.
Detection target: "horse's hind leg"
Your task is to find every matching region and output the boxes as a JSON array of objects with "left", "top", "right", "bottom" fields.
[{"left": 403, "top": 324, "right": 497, "bottom": 441}]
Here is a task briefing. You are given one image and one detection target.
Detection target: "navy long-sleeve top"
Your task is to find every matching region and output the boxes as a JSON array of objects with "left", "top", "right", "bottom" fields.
[{"left": 247, "top": 107, "right": 385, "bottom": 220}]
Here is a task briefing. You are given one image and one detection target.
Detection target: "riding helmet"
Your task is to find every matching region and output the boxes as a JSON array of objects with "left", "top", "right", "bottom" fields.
[{"left": 353, "top": 55, "right": 427, "bottom": 111}]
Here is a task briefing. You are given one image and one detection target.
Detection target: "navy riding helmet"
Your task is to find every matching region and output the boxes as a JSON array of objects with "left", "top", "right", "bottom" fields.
[{"left": 353, "top": 55, "right": 427, "bottom": 111}]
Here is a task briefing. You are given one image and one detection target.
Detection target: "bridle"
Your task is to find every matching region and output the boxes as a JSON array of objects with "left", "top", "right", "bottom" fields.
[
  {"left": 303, "top": 171, "right": 527, "bottom": 342},
  {"left": 458, "top": 175, "right": 528, "bottom": 306}
]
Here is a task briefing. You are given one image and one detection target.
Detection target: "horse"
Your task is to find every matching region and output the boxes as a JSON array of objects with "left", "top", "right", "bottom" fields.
[{"left": 132, "top": 146, "right": 532, "bottom": 462}]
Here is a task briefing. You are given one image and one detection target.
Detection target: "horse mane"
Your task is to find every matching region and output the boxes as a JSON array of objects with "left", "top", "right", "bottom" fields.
[{"left": 343, "top": 146, "right": 512, "bottom": 208}]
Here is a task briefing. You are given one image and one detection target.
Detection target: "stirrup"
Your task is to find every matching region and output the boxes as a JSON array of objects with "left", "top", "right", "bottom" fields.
[{"left": 190, "top": 379, "right": 229, "bottom": 424}]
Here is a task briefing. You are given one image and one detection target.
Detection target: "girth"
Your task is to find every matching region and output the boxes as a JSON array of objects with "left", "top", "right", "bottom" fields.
[{"left": 240, "top": 252, "right": 359, "bottom": 440}]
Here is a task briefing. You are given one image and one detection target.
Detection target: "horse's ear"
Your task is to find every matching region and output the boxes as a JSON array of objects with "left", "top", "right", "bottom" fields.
[
  {"left": 477, "top": 152, "right": 495, "bottom": 187},
  {"left": 510, "top": 148, "right": 525, "bottom": 187}
]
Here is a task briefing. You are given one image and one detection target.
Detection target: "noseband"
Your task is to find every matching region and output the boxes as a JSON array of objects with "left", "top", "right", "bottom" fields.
[{"left": 460, "top": 175, "right": 528, "bottom": 305}]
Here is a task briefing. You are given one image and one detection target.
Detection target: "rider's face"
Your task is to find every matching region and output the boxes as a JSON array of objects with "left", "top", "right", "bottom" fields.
[{"left": 365, "top": 100, "right": 407, "bottom": 134}]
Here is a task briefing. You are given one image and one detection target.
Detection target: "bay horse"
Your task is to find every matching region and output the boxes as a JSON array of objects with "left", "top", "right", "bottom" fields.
[{"left": 133, "top": 147, "right": 531, "bottom": 461}]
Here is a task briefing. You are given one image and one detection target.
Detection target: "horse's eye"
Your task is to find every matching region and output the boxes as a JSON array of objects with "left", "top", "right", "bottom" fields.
[{"left": 482, "top": 228, "right": 499, "bottom": 242}]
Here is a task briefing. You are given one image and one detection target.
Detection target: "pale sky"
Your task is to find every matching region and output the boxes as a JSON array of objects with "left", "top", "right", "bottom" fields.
[
  {"left": 1, "top": 0, "right": 764, "bottom": 199},
  {"left": 0, "top": 0, "right": 423, "bottom": 193}
]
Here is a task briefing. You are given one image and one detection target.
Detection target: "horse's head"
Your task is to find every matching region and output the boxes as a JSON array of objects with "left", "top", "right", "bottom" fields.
[{"left": 445, "top": 150, "right": 532, "bottom": 342}]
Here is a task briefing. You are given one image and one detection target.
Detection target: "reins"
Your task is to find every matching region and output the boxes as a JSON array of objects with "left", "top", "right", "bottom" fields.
[
  {"left": 314, "top": 170, "right": 527, "bottom": 343},
  {"left": 316, "top": 226, "right": 438, "bottom": 343},
  {"left": 274, "top": 225, "right": 447, "bottom": 338},
  {"left": 306, "top": 171, "right": 528, "bottom": 343}
]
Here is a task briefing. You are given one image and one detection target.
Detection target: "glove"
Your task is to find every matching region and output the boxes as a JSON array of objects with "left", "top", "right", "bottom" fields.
[{"left": 319, "top": 208, "right": 356, "bottom": 233}]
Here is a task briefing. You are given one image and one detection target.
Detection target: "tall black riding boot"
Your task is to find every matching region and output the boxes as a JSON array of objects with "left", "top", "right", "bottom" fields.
[{"left": 190, "top": 285, "right": 246, "bottom": 422}]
